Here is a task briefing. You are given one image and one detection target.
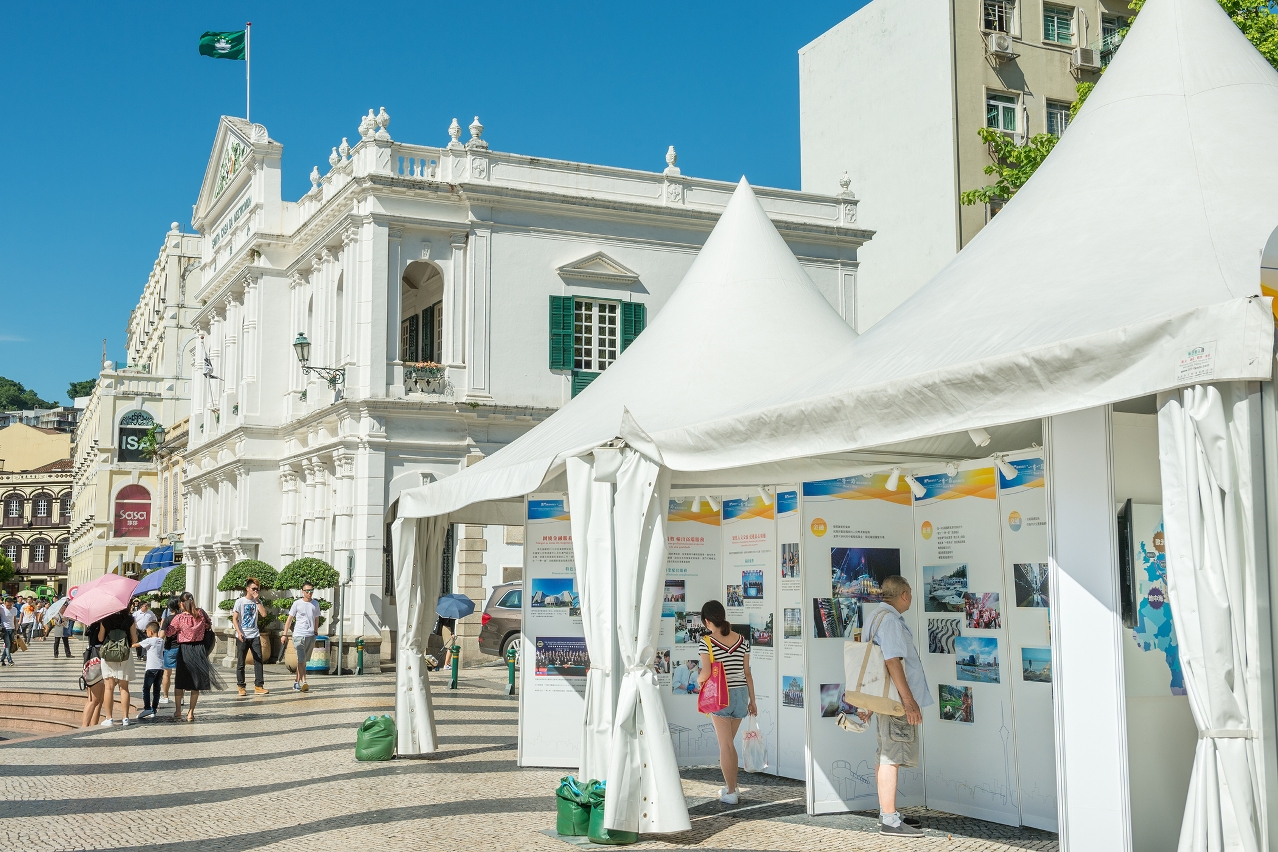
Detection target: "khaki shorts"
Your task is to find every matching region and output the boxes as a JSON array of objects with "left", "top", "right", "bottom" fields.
[{"left": 876, "top": 713, "right": 920, "bottom": 767}]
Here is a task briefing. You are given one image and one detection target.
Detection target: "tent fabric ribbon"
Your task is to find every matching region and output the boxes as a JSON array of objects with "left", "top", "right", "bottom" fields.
[
  {"left": 568, "top": 454, "right": 621, "bottom": 785},
  {"left": 601, "top": 450, "right": 689, "bottom": 834},
  {"left": 1157, "top": 383, "right": 1265, "bottom": 852},
  {"left": 392, "top": 515, "right": 447, "bottom": 755}
]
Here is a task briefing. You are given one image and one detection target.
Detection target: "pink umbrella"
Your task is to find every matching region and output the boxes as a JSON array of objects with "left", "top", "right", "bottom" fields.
[{"left": 63, "top": 574, "right": 139, "bottom": 625}]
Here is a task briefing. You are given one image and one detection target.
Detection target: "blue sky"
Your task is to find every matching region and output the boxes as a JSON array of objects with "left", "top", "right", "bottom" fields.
[{"left": 0, "top": 1, "right": 865, "bottom": 405}]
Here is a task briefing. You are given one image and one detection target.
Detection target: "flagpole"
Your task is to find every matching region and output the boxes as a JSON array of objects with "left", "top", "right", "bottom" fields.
[{"left": 245, "top": 22, "right": 252, "bottom": 123}]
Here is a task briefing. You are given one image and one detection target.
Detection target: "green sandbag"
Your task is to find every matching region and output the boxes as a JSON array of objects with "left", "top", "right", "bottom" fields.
[
  {"left": 555, "top": 775, "right": 592, "bottom": 836},
  {"left": 355, "top": 714, "right": 397, "bottom": 761},
  {"left": 584, "top": 780, "right": 639, "bottom": 845}
]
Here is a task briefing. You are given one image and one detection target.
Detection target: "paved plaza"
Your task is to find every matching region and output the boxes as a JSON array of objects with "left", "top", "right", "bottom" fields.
[{"left": 0, "top": 645, "right": 1056, "bottom": 852}]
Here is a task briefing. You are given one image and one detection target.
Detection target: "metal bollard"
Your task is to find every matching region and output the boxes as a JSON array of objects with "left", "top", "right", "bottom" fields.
[
  {"left": 506, "top": 646, "right": 517, "bottom": 695},
  {"left": 356, "top": 636, "right": 364, "bottom": 675},
  {"left": 449, "top": 643, "right": 461, "bottom": 690}
]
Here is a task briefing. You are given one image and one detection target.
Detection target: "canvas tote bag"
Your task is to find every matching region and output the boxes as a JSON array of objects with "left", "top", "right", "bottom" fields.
[
  {"left": 842, "top": 609, "right": 905, "bottom": 717},
  {"left": 697, "top": 635, "right": 729, "bottom": 714}
]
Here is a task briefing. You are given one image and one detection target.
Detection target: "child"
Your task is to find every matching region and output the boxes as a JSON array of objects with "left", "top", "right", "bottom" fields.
[{"left": 132, "top": 623, "right": 166, "bottom": 719}]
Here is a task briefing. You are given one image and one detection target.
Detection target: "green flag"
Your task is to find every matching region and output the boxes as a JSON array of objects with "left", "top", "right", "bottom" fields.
[{"left": 199, "top": 30, "right": 246, "bottom": 60}]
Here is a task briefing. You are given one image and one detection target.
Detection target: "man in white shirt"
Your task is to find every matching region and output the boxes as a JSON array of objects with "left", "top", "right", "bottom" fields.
[
  {"left": 282, "top": 582, "right": 320, "bottom": 693},
  {"left": 862, "top": 575, "right": 931, "bottom": 838},
  {"left": 0, "top": 597, "right": 15, "bottom": 665},
  {"left": 131, "top": 601, "right": 157, "bottom": 661},
  {"left": 232, "top": 578, "right": 269, "bottom": 697}
]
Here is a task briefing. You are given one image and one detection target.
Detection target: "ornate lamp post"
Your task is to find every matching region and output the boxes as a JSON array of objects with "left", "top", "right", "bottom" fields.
[{"left": 293, "top": 332, "right": 345, "bottom": 388}]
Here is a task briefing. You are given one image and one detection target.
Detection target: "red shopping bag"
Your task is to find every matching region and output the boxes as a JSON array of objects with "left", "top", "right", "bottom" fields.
[{"left": 697, "top": 635, "right": 729, "bottom": 714}]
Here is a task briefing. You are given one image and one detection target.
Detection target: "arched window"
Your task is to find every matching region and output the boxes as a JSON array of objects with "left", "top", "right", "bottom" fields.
[
  {"left": 33, "top": 494, "right": 51, "bottom": 523},
  {"left": 29, "top": 539, "right": 48, "bottom": 566},
  {"left": 56, "top": 539, "right": 68, "bottom": 566},
  {"left": 114, "top": 484, "right": 151, "bottom": 538},
  {"left": 59, "top": 493, "right": 71, "bottom": 521},
  {"left": 3, "top": 494, "right": 23, "bottom": 526},
  {"left": 2, "top": 539, "right": 18, "bottom": 563}
]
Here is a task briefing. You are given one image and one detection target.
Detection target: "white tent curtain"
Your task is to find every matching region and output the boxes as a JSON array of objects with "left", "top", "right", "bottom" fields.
[
  {"left": 1157, "top": 383, "right": 1266, "bottom": 852},
  {"left": 601, "top": 448, "right": 690, "bottom": 833},
  {"left": 391, "top": 515, "right": 448, "bottom": 756},
  {"left": 568, "top": 452, "right": 621, "bottom": 783}
]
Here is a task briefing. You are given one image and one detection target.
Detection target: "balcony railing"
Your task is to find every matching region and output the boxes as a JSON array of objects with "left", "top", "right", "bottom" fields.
[
  {"left": 2, "top": 516, "right": 23, "bottom": 528},
  {"left": 404, "top": 363, "right": 453, "bottom": 398}
]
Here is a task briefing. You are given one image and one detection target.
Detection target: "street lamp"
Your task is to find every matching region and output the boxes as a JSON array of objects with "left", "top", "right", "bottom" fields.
[
  {"left": 152, "top": 423, "right": 167, "bottom": 447},
  {"left": 293, "top": 332, "right": 345, "bottom": 388}
]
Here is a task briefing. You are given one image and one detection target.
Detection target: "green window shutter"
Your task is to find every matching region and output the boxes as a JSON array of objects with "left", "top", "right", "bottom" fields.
[
  {"left": 621, "top": 302, "right": 646, "bottom": 351},
  {"left": 549, "top": 295, "right": 574, "bottom": 370},
  {"left": 401, "top": 315, "right": 419, "bottom": 362},
  {"left": 572, "top": 371, "right": 600, "bottom": 397},
  {"left": 421, "top": 306, "right": 434, "bottom": 363}
]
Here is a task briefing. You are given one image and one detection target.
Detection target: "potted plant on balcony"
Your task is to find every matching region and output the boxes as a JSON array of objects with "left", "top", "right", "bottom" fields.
[
  {"left": 217, "top": 559, "right": 280, "bottom": 662},
  {"left": 403, "top": 361, "right": 448, "bottom": 394}
]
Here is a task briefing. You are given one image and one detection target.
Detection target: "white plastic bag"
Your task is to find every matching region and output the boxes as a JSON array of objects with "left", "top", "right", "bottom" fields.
[{"left": 741, "top": 715, "right": 768, "bottom": 773}]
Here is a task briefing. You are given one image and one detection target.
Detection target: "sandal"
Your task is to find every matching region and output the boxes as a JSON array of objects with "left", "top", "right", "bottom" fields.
[{"left": 186, "top": 712, "right": 195, "bottom": 723}]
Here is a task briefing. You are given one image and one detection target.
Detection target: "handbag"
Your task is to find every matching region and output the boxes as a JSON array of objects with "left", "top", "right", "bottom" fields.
[
  {"left": 199, "top": 611, "right": 217, "bottom": 652},
  {"left": 697, "top": 635, "right": 729, "bottom": 714},
  {"left": 842, "top": 609, "right": 905, "bottom": 717},
  {"left": 81, "top": 646, "right": 103, "bottom": 689}
]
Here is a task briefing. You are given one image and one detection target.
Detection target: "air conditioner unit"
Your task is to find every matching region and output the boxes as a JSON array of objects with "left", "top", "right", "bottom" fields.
[
  {"left": 987, "top": 32, "right": 1016, "bottom": 58},
  {"left": 1072, "top": 47, "right": 1102, "bottom": 71}
]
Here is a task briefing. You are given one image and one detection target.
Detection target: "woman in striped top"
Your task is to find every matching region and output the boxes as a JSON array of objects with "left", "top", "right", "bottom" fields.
[{"left": 697, "top": 599, "right": 757, "bottom": 805}]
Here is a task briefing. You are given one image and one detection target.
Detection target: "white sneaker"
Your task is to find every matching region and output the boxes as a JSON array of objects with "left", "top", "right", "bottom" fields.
[
  {"left": 121, "top": 718, "right": 130, "bottom": 726},
  {"left": 718, "top": 786, "right": 739, "bottom": 805},
  {"left": 99, "top": 718, "right": 114, "bottom": 727},
  {"left": 158, "top": 697, "right": 169, "bottom": 705}
]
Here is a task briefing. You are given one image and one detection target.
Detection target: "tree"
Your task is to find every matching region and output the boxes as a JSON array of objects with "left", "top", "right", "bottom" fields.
[
  {"left": 0, "top": 376, "right": 52, "bottom": 411},
  {"left": 0, "top": 553, "right": 14, "bottom": 585},
  {"left": 67, "top": 379, "right": 96, "bottom": 401},
  {"left": 965, "top": 0, "right": 1278, "bottom": 205},
  {"left": 217, "top": 559, "right": 278, "bottom": 592},
  {"left": 278, "top": 557, "right": 339, "bottom": 591},
  {"left": 159, "top": 565, "right": 187, "bottom": 596},
  {"left": 959, "top": 129, "right": 1059, "bottom": 207}
]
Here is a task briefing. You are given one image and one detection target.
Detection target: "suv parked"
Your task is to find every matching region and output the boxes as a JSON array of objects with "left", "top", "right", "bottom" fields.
[{"left": 477, "top": 581, "right": 522, "bottom": 659}]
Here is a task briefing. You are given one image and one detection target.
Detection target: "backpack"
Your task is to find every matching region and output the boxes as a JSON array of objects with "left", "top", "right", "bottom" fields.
[{"left": 100, "top": 629, "right": 130, "bottom": 662}]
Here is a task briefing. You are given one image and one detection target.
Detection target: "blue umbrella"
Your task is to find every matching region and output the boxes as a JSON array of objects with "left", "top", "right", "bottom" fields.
[
  {"left": 134, "top": 563, "right": 176, "bottom": 596},
  {"left": 436, "top": 593, "right": 476, "bottom": 619}
]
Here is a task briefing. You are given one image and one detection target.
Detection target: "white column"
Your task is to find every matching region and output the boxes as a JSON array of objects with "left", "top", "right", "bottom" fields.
[
  {"left": 445, "top": 232, "right": 466, "bottom": 368},
  {"left": 241, "top": 276, "right": 259, "bottom": 416},
  {"left": 280, "top": 467, "right": 298, "bottom": 560},
  {"left": 386, "top": 225, "right": 404, "bottom": 397},
  {"left": 1044, "top": 406, "right": 1132, "bottom": 852},
  {"left": 465, "top": 227, "right": 492, "bottom": 400}
]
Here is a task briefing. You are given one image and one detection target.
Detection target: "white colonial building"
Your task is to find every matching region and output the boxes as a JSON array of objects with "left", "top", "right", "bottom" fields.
[{"left": 182, "top": 110, "right": 870, "bottom": 668}]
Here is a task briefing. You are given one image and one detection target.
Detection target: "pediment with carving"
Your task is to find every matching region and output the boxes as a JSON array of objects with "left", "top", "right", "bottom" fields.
[{"left": 556, "top": 251, "right": 640, "bottom": 286}]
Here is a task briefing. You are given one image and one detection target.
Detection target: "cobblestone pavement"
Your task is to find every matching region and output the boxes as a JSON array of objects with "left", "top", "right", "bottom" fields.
[{"left": 0, "top": 643, "right": 1057, "bottom": 852}]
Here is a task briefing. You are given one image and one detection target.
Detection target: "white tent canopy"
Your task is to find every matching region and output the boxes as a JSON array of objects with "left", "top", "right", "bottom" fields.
[
  {"left": 397, "top": 178, "right": 865, "bottom": 523},
  {"left": 628, "top": 0, "right": 1277, "bottom": 470}
]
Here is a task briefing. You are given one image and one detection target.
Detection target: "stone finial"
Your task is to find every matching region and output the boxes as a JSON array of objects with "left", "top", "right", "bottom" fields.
[
  {"left": 664, "top": 145, "right": 680, "bottom": 176},
  {"left": 329, "top": 147, "right": 340, "bottom": 168},
  {"left": 375, "top": 106, "right": 392, "bottom": 141},
  {"left": 466, "top": 116, "right": 489, "bottom": 149},
  {"left": 839, "top": 171, "right": 851, "bottom": 193},
  {"left": 359, "top": 109, "right": 376, "bottom": 141},
  {"left": 447, "top": 117, "right": 463, "bottom": 149},
  {"left": 309, "top": 165, "right": 321, "bottom": 191},
  {"left": 170, "top": 222, "right": 180, "bottom": 232},
  {"left": 339, "top": 137, "right": 351, "bottom": 161}
]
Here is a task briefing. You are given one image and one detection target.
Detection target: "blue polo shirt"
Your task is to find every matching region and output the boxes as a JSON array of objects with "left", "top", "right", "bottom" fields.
[{"left": 867, "top": 602, "right": 933, "bottom": 708}]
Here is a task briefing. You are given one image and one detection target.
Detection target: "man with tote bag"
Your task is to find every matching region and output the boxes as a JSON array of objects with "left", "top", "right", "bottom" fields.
[{"left": 847, "top": 575, "right": 931, "bottom": 837}]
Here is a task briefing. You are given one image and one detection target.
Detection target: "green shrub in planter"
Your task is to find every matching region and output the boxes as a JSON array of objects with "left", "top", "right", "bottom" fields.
[
  {"left": 159, "top": 565, "right": 187, "bottom": 595},
  {"left": 278, "top": 558, "right": 339, "bottom": 591},
  {"left": 218, "top": 599, "right": 236, "bottom": 611},
  {"left": 218, "top": 559, "right": 278, "bottom": 592},
  {"left": 318, "top": 600, "right": 332, "bottom": 611}
]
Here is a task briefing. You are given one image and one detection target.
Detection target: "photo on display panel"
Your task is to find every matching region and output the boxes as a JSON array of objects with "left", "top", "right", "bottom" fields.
[
  {"left": 655, "top": 648, "right": 671, "bottom": 675},
  {"left": 928, "top": 617, "right": 961, "bottom": 654},
  {"left": 663, "top": 580, "right": 686, "bottom": 617},
  {"left": 923, "top": 563, "right": 968, "bottom": 612},
  {"left": 812, "top": 598, "right": 841, "bottom": 639},
  {"left": 780, "top": 542, "right": 800, "bottom": 578},
  {"left": 783, "top": 607, "right": 802, "bottom": 639},
  {"left": 529, "top": 578, "right": 578, "bottom": 611},
  {"left": 782, "top": 675, "right": 804, "bottom": 708},
  {"left": 726, "top": 585, "right": 744, "bottom": 608},
  {"left": 834, "top": 596, "right": 861, "bottom": 638},
  {"left": 830, "top": 547, "right": 901, "bottom": 602},
  {"left": 1014, "top": 562, "right": 1051, "bottom": 608},
  {"left": 534, "top": 637, "right": 589, "bottom": 678},
  {"left": 671, "top": 657, "right": 701, "bottom": 694},
  {"left": 964, "top": 592, "right": 1002, "bottom": 629},
  {"left": 955, "top": 636, "right": 1000, "bottom": 683},
  {"left": 819, "top": 683, "right": 843, "bottom": 718},
  {"left": 742, "top": 569, "right": 764, "bottom": 599},
  {"left": 1021, "top": 646, "right": 1052, "bottom": 682},
  {"left": 938, "top": 684, "right": 975, "bottom": 723},
  {"left": 749, "top": 612, "right": 774, "bottom": 647},
  {"left": 676, "top": 611, "right": 708, "bottom": 645}
]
